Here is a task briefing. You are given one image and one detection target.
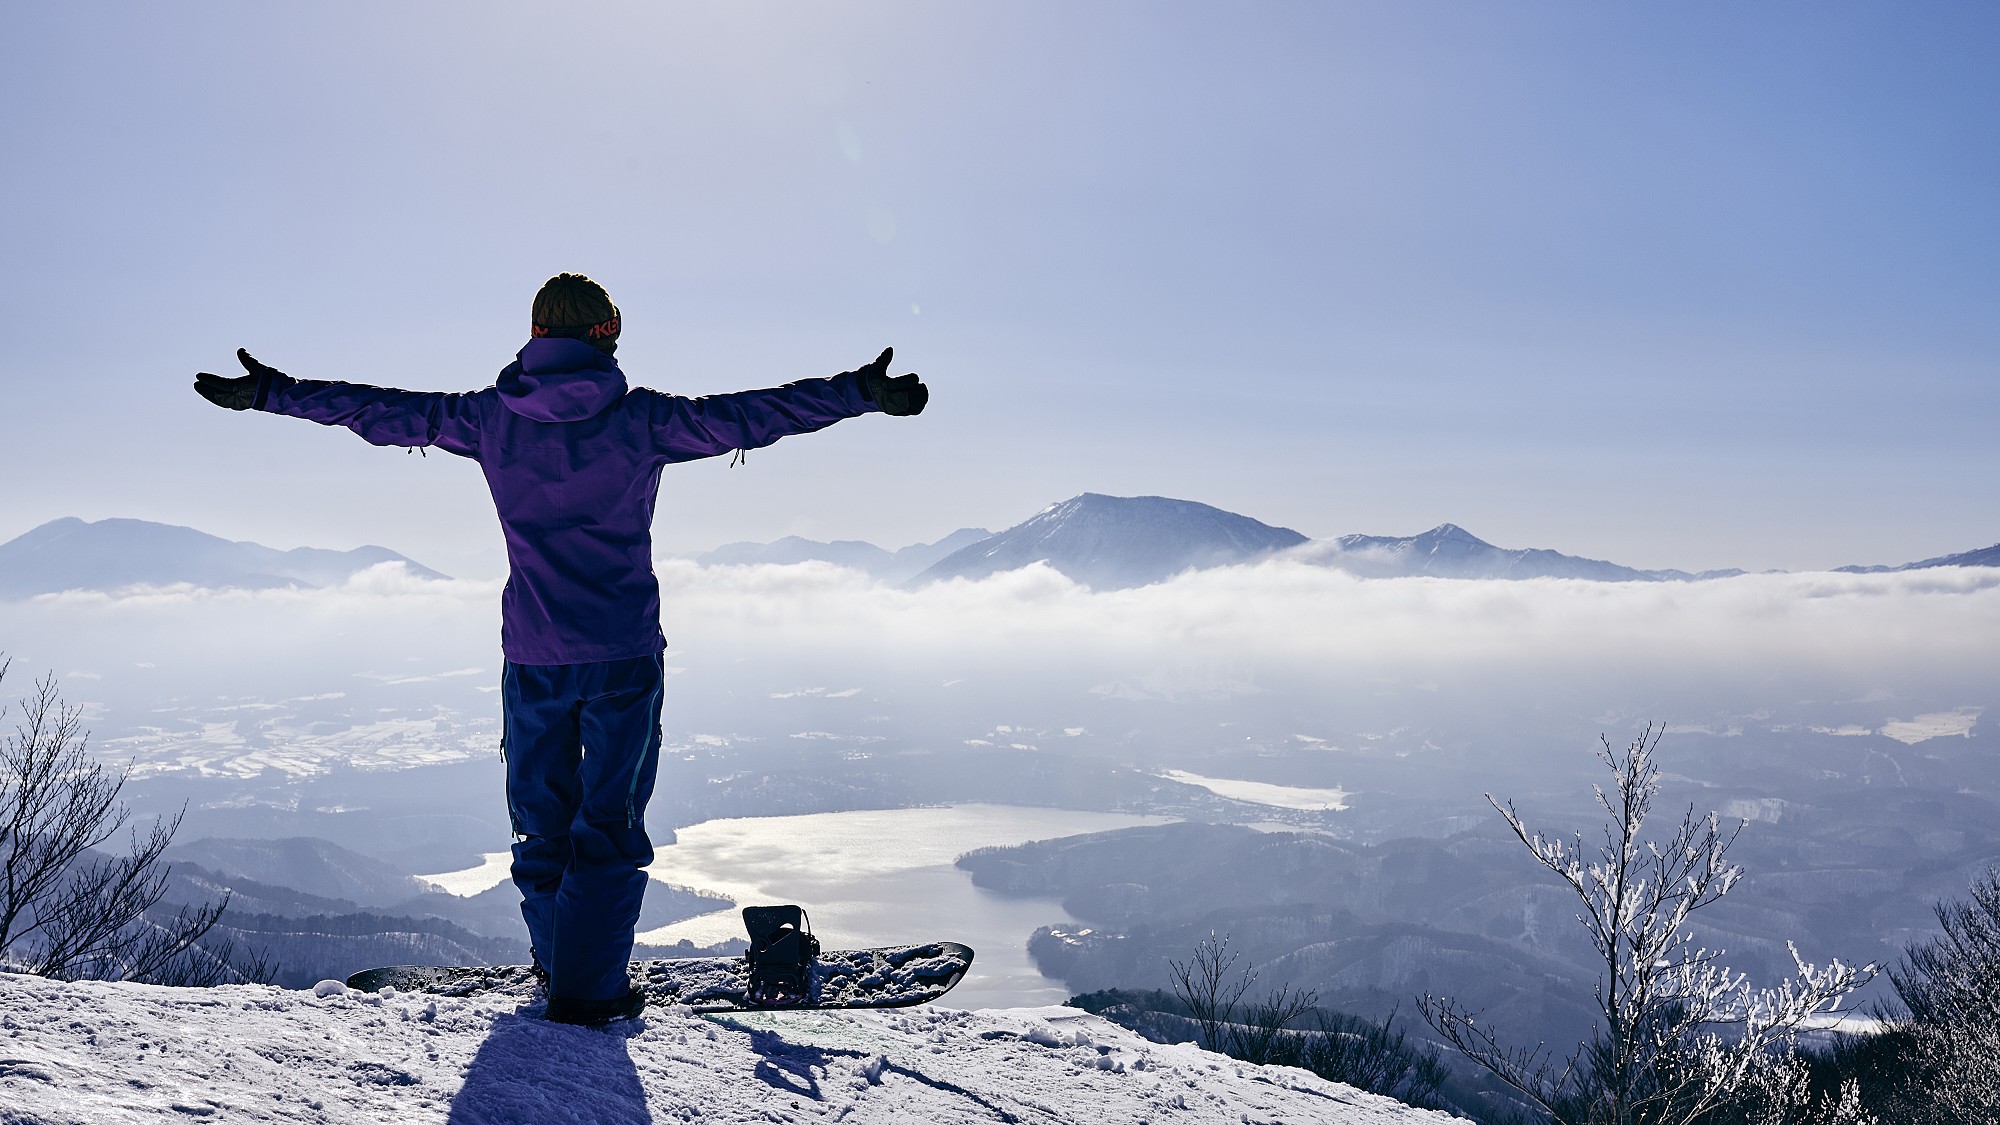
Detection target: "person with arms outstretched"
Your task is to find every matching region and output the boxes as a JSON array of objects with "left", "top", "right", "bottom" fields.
[{"left": 194, "top": 273, "right": 928, "bottom": 1024}]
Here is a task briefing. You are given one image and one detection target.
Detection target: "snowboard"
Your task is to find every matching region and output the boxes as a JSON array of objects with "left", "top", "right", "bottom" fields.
[{"left": 343, "top": 941, "right": 975, "bottom": 1014}]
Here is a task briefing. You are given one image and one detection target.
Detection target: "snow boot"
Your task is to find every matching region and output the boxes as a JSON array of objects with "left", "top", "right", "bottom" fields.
[
  {"left": 743, "top": 905, "right": 819, "bottom": 1007},
  {"left": 544, "top": 983, "right": 646, "bottom": 1027}
]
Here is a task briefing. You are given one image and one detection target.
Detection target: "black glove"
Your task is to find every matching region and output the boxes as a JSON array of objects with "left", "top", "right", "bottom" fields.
[
  {"left": 856, "top": 347, "right": 928, "bottom": 417},
  {"left": 194, "top": 349, "right": 289, "bottom": 411}
]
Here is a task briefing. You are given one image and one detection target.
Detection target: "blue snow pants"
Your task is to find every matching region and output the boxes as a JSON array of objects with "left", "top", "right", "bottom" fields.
[{"left": 501, "top": 654, "right": 663, "bottom": 1001}]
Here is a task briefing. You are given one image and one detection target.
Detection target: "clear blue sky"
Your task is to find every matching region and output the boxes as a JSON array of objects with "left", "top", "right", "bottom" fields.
[{"left": 3, "top": 1, "right": 1995, "bottom": 572}]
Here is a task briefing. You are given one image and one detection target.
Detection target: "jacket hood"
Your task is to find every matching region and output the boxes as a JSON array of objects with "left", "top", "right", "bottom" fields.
[{"left": 498, "top": 338, "right": 629, "bottom": 422}]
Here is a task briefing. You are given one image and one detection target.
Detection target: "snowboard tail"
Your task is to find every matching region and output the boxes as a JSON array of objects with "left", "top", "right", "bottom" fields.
[{"left": 344, "top": 941, "right": 974, "bottom": 1014}]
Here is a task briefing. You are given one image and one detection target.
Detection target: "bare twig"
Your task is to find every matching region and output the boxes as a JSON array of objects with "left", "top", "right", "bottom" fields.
[{"left": 1167, "top": 932, "right": 1256, "bottom": 1052}]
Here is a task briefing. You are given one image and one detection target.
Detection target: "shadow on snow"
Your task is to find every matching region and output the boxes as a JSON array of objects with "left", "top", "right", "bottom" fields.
[{"left": 448, "top": 1012, "right": 651, "bottom": 1125}]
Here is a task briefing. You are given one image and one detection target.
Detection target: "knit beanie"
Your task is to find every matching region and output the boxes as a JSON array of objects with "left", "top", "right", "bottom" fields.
[{"left": 531, "top": 273, "right": 621, "bottom": 352}]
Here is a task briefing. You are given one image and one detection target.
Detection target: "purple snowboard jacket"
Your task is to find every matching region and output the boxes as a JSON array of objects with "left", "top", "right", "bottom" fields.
[{"left": 262, "top": 337, "right": 880, "bottom": 664}]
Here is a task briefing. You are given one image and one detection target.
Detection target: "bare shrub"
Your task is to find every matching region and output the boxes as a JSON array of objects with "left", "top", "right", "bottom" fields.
[
  {"left": 0, "top": 659, "right": 272, "bottom": 984},
  {"left": 1166, "top": 931, "right": 1256, "bottom": 1053},
  {"left": 1883, "top": 867, "right": 2000, "bottom": 1122},
  {"left": 1231, "top": 980, "right": 1320, "bottom": 1065},
  {"left": 1168, "top": 933, "right": 1450, "bottom": 1110},
  {"left": 1299, "top": 1006, "right": 1453, "bottom": 1111}
]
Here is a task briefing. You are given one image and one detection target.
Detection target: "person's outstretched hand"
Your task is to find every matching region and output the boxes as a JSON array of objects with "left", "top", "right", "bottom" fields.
[
  {"left": 194, "top": 348, "right": 288, "bottom": 410},
  {"left": 858, "top": 347, "right": 928, "bottom": 417}
]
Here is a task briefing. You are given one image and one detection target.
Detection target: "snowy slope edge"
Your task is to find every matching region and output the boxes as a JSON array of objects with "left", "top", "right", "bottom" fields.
[{"left": 0, "top": 974, "right": 1453, "bottom": 1124}]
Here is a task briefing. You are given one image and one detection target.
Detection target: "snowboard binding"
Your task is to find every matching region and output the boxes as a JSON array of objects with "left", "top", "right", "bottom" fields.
[{"left": 742, "top": 904, "right": 820, "bottom": 1007}]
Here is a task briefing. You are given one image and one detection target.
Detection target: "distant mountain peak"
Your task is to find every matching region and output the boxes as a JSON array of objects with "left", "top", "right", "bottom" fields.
[
  {"left": 1417, "top": 523, "right": 1484, "bottom": 544},
  {"left": 912, "top": 494, "right": 1307, "bottom": 590},
  {"left": 0, "top": 517, "right": 447, "bottom": 598},
  {"left": 1028, "top": 493, "right": 1139, "bottom": 520},
  {"left": 1318, "top": 524, "right": 1659, "bottom": 582}
]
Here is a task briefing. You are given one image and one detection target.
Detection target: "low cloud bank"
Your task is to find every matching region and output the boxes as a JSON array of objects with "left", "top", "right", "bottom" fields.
[
  {"left": 2, "top": 559, "right": 1993, "bottom": 770},
  {"left": 659, "top": 559, "right": 2000, "bottom": 690}
]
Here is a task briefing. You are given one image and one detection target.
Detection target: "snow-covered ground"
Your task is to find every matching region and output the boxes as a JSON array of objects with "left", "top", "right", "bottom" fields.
[{"left": 0, "top": 973, "right": 1449, "bottom": 1124}]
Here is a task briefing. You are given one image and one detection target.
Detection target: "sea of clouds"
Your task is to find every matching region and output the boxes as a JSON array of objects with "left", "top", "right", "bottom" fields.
[{"left": 1, "top": 558, "right": 1992, "bottom": 778}]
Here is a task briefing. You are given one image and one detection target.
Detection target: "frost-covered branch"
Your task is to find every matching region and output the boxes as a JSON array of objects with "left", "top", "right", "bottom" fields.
[{"left": 1421, "top": 726, "right": 1875, "bottom": 1125}]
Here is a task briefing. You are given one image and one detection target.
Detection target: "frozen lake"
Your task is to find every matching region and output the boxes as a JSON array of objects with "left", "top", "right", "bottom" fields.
[
  {"left": 420, "top": 803, "right": 1170, "bottom": 1009},
  {"left": 1158, "top": 769, "right": 1350, "bottom": 811}
]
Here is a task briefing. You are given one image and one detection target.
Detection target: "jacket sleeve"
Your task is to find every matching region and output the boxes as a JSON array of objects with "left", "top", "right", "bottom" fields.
[
  {"left": 261, "top": 376, "right": 485, "bottom": 459},
  {"left": 641, "top": 370, "right": 879, "bottom": 463}
]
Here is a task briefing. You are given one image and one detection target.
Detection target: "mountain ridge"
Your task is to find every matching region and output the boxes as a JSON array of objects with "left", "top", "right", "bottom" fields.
[
  {"left": 698, "top": 527, "right": 991, "bottom": 583},
  {"left": 0, "top": 516, "right": 447, "bottom": 598},
  {"left": 1834, "top": 541, "right": 2000, "bottom": 574},
  {"left": 706, "top": 499, "right": 1992, "bottom": 585},
  {"left": 12, "top": 504, "right": 1994, "bottom": 595},
  {"left": 1301, "top": 522, "right": 1749, "bottom": 582}
]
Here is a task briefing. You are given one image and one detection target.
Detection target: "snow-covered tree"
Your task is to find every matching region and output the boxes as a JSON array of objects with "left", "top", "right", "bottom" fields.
[{"left": 1418, "top": 726, "right": 1874, "bottom": 1125}]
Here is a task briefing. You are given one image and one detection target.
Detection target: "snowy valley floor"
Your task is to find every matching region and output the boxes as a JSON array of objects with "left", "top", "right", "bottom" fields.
[{"left": 0, "top": 974, "right": 1449, "bottom": 1124}]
